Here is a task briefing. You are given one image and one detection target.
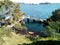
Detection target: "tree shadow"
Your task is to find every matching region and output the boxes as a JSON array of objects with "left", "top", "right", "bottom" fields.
[{"left": 18, "top": 40, "right": 60, "bottom": 45}]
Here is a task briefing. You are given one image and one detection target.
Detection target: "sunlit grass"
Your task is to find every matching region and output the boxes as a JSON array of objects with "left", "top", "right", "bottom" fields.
[
  {"left": 2, "top": 32, "right": 60, "bottom": 45},
  {"left": 3, "top": 32, "right": 32, "bottom": 45}
]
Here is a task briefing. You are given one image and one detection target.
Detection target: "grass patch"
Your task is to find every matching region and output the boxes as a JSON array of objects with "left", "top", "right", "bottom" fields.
[{"left": 3, "top": 32, "right": 32, "bottom": 45}]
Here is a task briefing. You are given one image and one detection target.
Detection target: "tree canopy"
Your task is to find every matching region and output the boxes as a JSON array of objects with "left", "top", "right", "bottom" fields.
[
  {"left": 51, "top": 9, "right": 60, "bottom": 21},
  {"left": 45, "top": 9, "right": 60, "bottom": 38}
]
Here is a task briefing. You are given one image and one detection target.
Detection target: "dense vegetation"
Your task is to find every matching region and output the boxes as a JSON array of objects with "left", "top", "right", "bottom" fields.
[
  {"left": 51, "top": 9, "right": 60, "bottom": 21},
  {"left": 45, "top": 9, "right": 60, "bottom": 39},
  {"left": 0, "top": 0, "right": 25, "bottom": 45}
]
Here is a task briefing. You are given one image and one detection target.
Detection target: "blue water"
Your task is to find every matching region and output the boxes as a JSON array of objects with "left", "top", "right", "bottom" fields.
[
  {"left": 24, "top": 22, "right": 44, "bottom": 32},
  {"left": 20, "top": 3, "right": 60, "bottom": 31},
  {"left": 20, "top": 3, "right": 60, "bottom": 20}
]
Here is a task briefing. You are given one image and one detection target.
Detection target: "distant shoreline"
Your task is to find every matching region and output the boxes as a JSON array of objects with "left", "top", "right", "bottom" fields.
[{"left": 19, "top": 3, "right": 60, "bottom": 5}]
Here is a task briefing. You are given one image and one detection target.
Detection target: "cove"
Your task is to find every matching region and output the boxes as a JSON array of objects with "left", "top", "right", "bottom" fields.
[{"left": 20, "top": 3, "right": 60, "bottom": 32}]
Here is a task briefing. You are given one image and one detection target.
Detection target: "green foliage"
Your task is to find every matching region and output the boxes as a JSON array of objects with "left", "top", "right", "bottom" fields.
[
  {"left": 51, "top": 9, "right": 60, "bottom": 21},
  {"left": 13, "top": 4, "right": 25, "bottom": 21},
  {"left": 13, "top": 13, "right": 21, "bottom": 21},
  {"left": 15, "top": 23, "right": 22, "bottom": 29},
  {"left": 45, "top": 21, "right": 60, "bottom": 38},
  {"left": 48, "top": 21, "right": 60, "bottom": 32},
  {"left": 0, "top": 0, "right": 26, "bottom": 45},
  {"left": 45, "top": 8, "right": 60, "bottom": 38}
]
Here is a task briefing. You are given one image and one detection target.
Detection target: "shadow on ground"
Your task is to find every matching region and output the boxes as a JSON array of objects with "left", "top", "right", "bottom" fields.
[{"left": 18, "top": 40, "right": 60, "bottom": 45}]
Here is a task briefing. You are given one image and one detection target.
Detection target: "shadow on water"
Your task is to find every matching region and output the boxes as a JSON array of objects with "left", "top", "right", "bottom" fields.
[
  {"left": 18, "top": 40, "right": 60, "bottom": 45},
  {"left": 24, "top": 22, "right": 44, "bottom": 32}
]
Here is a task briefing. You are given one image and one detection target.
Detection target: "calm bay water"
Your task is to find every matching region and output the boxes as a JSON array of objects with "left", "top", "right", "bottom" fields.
[{"left": 20, "top": 3, "right": 60, "bottom": 31}]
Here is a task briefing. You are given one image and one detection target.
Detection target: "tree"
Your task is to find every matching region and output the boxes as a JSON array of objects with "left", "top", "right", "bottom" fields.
[
  {"left": 45, "top": 21, "right": 60, "bottom": 38},
  {"left": 51, "top": 9, "right": 60, "bottom": 21},
  {"left": 45, "top": 9, "right": 60, "bottom": 38},
  {"left": 0, "top": 0, "right": 25, "bottom": 45}
]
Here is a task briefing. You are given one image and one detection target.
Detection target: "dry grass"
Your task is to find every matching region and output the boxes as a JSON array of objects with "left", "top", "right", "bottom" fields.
[{"left": 3, "top": 32, "right": 32, "bottom": 45}]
